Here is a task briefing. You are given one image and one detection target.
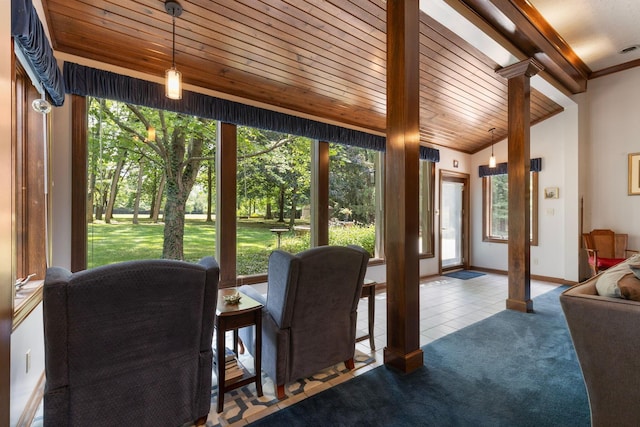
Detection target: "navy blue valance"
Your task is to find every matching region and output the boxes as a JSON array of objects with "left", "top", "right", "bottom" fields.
[
  {"left": 420, "top": 146, "right": 440, "bottom": 162},
  {"left": 12, "top": 0, "right": 65, "bottom": 106},
  {"left": 63, "top": 62, "right": 440, "bottom": 161},
  {"left": 478, "top": 157, "right": 542, "bottom": 177}
]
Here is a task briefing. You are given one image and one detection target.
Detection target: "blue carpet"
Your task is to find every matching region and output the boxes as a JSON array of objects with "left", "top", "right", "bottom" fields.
[
  {"left": 248, "top": 287, "right": 590, "bottom": 426},
  {"left": 443, "top": 270, "right": 486, "bottom": 280}
]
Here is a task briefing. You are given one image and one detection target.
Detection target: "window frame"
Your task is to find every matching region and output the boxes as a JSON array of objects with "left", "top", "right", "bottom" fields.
[
  {"left": 482, "top": 171, "right": 538, "bottom": 246},
  {"left": 419, "top": 160, "right": 435, "bottom": 258},
  {"left": 13, "top": 60, "right": 50, "bottom": 328}
]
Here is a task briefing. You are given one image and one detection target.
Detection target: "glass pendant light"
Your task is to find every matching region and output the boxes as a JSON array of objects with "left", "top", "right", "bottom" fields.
[{"left": 489, "top": 127, "right": 496, "bottom": 168}]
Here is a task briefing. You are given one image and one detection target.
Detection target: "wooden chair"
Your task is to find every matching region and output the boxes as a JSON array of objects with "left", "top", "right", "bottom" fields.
[{"left": 582, "top": 229, "right": 638, "bottom": 275}]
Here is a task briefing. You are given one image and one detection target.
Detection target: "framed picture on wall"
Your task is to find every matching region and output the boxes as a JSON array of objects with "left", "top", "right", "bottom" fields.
[
  {"left": 629, "top": 153, "right": 640, "bottom": 195},
  {"left": 544, "top": 187, "right": 559, "bottom": 199}
]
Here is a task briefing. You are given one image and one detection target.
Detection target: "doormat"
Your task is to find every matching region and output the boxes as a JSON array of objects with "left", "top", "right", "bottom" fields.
[{"left": 443, "top": 270, "right": 486, "bottom": 280}]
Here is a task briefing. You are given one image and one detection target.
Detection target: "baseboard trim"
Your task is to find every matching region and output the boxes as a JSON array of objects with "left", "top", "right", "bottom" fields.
[{"left": 469, "top": 266, "right": 577, "bottom": 286}]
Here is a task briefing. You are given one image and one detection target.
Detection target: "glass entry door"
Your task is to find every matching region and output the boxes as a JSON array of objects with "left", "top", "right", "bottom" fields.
[{"left": 440, "top": 172, "right": 469, "bottom": 271}]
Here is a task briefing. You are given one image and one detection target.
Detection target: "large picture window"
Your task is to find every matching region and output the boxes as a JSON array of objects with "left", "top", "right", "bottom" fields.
[
  {"left": 236, "top": 127, "right": 312, "bottom": 276},
  {"left": 86, "top": 97, "right": 217, "bottom": 267},
  {"left": 329, "top": 144, "right": 376, "bottom": 254},
  {"left": 482, "top": 172, "right": 538, "bottom": 245}
]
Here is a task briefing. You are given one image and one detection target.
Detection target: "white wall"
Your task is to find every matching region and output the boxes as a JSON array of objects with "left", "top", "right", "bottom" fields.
[
  {"left": 10, "top": 304, "right": 45, "bottom": 426},
  {"left": 583, "top": 67, "right": 640, "bottom": 249},
  {"left": 470, "top": 106, "right": 581, "bottom": 282}
]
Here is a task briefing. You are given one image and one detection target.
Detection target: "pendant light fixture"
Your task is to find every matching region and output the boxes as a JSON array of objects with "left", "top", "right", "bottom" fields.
[
  {"left": 488, "top": 127, "right": 496, "bottom": 168},
  {"left": 165, "top": 0, "right": 183, "bottom": 100}
]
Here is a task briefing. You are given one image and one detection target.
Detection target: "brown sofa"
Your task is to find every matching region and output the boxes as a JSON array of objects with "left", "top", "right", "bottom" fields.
[{"left": 560, "top": 257, "right": 640, "bottom": 427}]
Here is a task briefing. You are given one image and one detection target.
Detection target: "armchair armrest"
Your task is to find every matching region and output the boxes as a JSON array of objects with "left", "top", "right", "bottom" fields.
[{"left": 238, "top": 284, "right": 267, "bottom": 305}]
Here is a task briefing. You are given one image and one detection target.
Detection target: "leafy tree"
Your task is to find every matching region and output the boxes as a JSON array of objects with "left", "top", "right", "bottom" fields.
[
  {"left": 329, "top": 144, "right": 376, "bottom": 224},
  {"left": 490, "top": 174, "right": 509, "bottom": 236},
  {"left": 93, "top": 98, "right": 216, "bottom": 259}
]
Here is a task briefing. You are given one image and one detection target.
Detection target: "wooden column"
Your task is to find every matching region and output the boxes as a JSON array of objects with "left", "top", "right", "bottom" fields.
[
  {"left": 216, "top": 122, "right": 237, "bottom": 288},
  {"left": 496, "top": 59, "right": 543, "bottom": 313},
  {"left": 71, "top": 95, "right": 88, "bottom": 271},
  {"left": 311, "top": 140, "right": 329, "bottom": 246},
  {"left": 384, "top": 0, "right": 423, "bottom": 372}
]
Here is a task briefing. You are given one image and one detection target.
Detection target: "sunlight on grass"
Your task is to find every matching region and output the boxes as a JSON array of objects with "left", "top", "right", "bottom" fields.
[{"left": 87, "top": 215, "right": 375, "bottom": 275}]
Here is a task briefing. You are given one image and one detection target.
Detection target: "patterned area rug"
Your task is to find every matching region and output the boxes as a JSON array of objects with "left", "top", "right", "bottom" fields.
[
  {"left": 205, "top": 349, "right": 377, "bottom": 426},
  {"left": 29, "top": 349, "right": 377, "bottom": 427}
]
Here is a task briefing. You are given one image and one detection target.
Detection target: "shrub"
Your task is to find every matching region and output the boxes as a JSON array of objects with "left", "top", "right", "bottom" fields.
[
  {"left": 280, "top": 232, "right": 311, "bottom": 254},
  {"left": 329, "top": 224, "right": 375, "bottom": 256}
]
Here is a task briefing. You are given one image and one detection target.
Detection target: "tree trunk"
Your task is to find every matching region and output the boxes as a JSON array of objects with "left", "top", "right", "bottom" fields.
[
  {"left": 266, "top": 199, "right": 272, "bottom": 219},
  {"left": 95, "top": 178, "right": 109, "bottom": 221},
  {"left": 151, "top": 173, "right": 165, "bottom": 223},
  {"left": 278, "top": 186, "right": 285, "bottom": 222},
  {"left": 206, "top": 160, "right": 213, "bottom": 222},
  {"left": 105, "top": 150, "right": 127, "bottom": 224},
  {"left": 162, "top": 187, "right": 187, "bottom": 259},
  {"left": 149, "top": 175, "right": 157, "bottom": 219},
  {"left": 161, "top": 130, "right": 204, "bottom": 259},
  {"left": 289, "top": 185, "right": 298, "bottom": 229},
  {"left": 87, "top": 171, "right": 95, "bottom": 223},
  {"left": 132, "top": 158, "right": 144, "bottom": 224}
]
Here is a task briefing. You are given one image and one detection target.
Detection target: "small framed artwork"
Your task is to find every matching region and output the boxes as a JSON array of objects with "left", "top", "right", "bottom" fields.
[
  {"left": 629, "top": 153, "right": 640, "bottom": 195},
  {"left": 544, "top": 187, "right": 559, "bottom": 199}
]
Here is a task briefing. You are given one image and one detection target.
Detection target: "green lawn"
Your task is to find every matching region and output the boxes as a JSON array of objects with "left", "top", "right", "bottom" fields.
[{"left": 88, "top": 215, "right": 374, "bottom": 275}]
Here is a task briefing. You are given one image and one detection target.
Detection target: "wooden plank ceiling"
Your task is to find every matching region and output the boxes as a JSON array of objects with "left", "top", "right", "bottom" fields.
[{"left": 42, "top": 0, "right": 564, "bottom": 154}]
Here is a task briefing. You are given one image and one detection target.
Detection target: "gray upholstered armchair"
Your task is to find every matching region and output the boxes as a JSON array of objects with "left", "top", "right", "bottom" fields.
[
  {"left": 239, "top": 245, "right": 369, "bottom": 399},
  {"left": 42, "top": 257, "right": 219, "bottom": 427}
]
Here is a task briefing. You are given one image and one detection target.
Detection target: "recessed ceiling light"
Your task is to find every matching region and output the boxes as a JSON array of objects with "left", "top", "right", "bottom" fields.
[{"left": 619, "top": 45, "right": 640, "bottom": 54}]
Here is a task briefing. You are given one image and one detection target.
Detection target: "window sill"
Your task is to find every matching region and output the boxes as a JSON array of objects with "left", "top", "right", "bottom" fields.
[{"left": 13, "top": 279, "right": 44, "bottom": 332}]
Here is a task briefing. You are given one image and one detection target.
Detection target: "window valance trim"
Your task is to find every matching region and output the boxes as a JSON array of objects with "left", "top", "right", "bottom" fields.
[
  {"left": 12, "top": 0, "right": 65, "bottom": 106},
  {"left": 479, "top": 157, "right": 542, "bottom": 177},
  {"left": 420, "top": 146, "right": 440, "bottom": 162},
  {"left": 64, "top": 63, "right": 370, "bottom": 149},
  {"left": 63, "top": 62, "right": 440, "bottom": 161}
]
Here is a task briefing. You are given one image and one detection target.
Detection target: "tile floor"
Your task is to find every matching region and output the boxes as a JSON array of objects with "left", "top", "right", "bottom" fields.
[
  {"left": 358, "top": 271, "right": 558, "bottom": 356},
  {"left": 29, "top": 271, "right": 561, "bottom": 427}
]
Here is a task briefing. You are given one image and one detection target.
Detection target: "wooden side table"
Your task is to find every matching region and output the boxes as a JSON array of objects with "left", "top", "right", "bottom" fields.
[
  {"left": 356, "top": 278, "right": 376, "bottom": 350},
  {"left": 214, "top": 289, "right": 263, "bottom": 413}
]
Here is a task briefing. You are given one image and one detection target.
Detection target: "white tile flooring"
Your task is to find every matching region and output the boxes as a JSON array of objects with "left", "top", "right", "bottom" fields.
[{"left": 354, "top": 271, "right": 559, "bottom": 363}]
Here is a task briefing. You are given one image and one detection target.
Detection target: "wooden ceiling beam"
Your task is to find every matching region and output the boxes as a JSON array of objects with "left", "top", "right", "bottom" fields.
[{"left": 457, "top": 0, "right": 590, "bottom": 93}]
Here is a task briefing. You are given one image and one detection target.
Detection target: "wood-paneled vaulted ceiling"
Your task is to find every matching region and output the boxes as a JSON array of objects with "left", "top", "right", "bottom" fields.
[{"left": 42, "top": 0, "right": 565, "bottom": 154}]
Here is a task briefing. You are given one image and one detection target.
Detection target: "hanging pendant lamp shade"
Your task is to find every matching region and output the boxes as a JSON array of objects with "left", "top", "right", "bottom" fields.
[
  {"left": 165, "top": 67, "right": 181, "bottom": 99},
  {"left": 488, "top": 127, "right": 496, "bottom": 168},
  {"left": 165, "top": 1, "right": 183, "bottom": 100}
]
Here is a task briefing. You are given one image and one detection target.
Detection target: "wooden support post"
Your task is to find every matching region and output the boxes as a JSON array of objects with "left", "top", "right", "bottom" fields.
[
  {"left": 496, "top": 59, "right": 543, "bottom": 313},
  {"left": 71, "top": 95, "right": 88, "bottom": 271},
  {"left": 216, "top": 122, "right": 237, "bottom": 288},
  {"left": 384, "top": 0, "right": 423, "bottom": 372},
  {"left": 311, "top": 140, "right": 329, "bottom": 247}
]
